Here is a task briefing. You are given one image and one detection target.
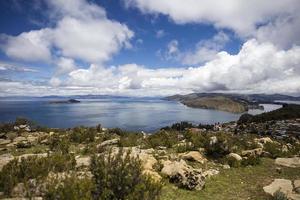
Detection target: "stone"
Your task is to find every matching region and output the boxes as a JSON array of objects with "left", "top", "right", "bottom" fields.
[
  {"left": 203, "top": 169, "right": 219, "bottom": 178},
  {"left": 241, "top": 148, "right": 263, "bottom": 157},
  {"left": 275, "top": 157, "right": 300, "bottom": 168},
  {"left": 227, "top": 153, "right": 242, "bottom": 161},
  {"left": 0, "top": 153, "right": 14, "bottom": 170},
  {"left": 18, "top": 153, "right": 48, "bottom": 161},
  {"left": 255, "top": 137, "right": 273, "bottom": 144},
  {"left": 26, "top": 136, "right": 38, "bottom": 144},
  {"left": 263, "top": 179, "right": 293, "bottom": 197},
  {"left": 98, "top": 138, "right": 119, "bottom": 147},
  {"left": 0, "top": 139, "right": 11, "bottom": 145},
  {"left": 161, "top": 159, "right": 205, "bottom": 190},
  {"left": 223, "top": 164, "right": 230, "bottom": 169},
  {"left": 13, "top": 136, "right": 27, "bottom": 143},
  {"left": 294, "top": 180, "right": 300, "bottom": 194},
  {"left": 75, "top": 156, "right": 91, "bottom": 168},
  {"left": 180, "top": 151, "right": 207, "bottom": 164}
]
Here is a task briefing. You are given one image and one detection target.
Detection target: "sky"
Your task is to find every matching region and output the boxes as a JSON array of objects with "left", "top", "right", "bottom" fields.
[{"left": 0, "top": 0, "right": 300, "bottom": 97}]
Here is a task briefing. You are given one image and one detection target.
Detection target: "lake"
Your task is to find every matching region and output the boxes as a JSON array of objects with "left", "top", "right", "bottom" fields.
[{"left": 0, "top": 98, "right": 281, "bottom": 132}]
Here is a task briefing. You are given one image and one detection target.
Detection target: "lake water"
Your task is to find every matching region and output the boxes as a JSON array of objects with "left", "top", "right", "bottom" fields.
[{"left": 0, "top": 98, "right": 281, "bottom": 132}]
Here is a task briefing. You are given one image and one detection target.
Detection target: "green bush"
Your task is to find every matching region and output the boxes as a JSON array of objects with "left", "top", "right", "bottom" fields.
[
  {"left": 91, "top": 149, "right": 162, "bottom": 200},
  {"left": 264, "top": 142, "right": 284, "bottom": 158},
  {"left": 49, "top": 134, "right": 70, "bottom": 154},
  {"left": 69, "top": 126, "right": 97, "bottom": 143},
  {"left": 119, "top": 132, "right": 143, "bottom": 147},
  {"left": 184, "top": 131, "right": 208, "bottom": 149},
  {"left": 0, "top": 153, "right": 75, "bottom": 195},
  {"left": 147, "top": 130, "right": 179, "bottom": 148},
  {"left": 175, "top": 142, "right": 194, "bottom": 153},
  {"left": 45, "top": 173, "right": 94, "bottom": 200},
  {"left": 241, "top": 155, "right": 261, "bottom": 166},
  {"left": 226, "top": 157, "right": 241, "bottom": 168},
  {"left": 205, "top": 134, "right": 230, "bottom": 158}
]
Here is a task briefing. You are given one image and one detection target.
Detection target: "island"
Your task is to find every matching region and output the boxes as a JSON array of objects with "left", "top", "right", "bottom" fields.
[{"left": 49, "top": 99, "right": 81, "bottom": 104}]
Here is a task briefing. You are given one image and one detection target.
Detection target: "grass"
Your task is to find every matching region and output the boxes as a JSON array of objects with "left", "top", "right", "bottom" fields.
[{"left": 161, "top": 158, "right": 300, "bottom": 200}]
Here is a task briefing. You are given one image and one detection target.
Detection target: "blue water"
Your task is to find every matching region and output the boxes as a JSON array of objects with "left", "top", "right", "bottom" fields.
[{"left": 0, "top": 98, "right": 279, "bottom": 132}]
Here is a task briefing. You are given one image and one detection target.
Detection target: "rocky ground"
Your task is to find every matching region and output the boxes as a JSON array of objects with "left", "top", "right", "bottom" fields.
[{"left": 0, "top": 119, "right": 300, "bottom": 200}]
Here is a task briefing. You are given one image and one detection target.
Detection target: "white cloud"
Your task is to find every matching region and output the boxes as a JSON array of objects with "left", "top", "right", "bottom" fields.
[
  {"left": 162, "top": 32, "right": 230, "bottom": 65},
  {"left": 55, "top": 57, "right": 77, "bottom": 75},
  {"left": 0, "top": 61, "right": 38, "bottom": 72},
  {"left": 62, "top": 39, "right": 300, "bottom": 96},
  {"left": 1, "top": 29, "right": 52, "bottom": 62},
  {"left": 125, "top": 0, "right": 300, "bottom": 48},
  {"left": 156, "top": 29, "right": 165, "bottom": 38},
  {"left": 1, "top": 0, "right": 134, "bottom": 63}
]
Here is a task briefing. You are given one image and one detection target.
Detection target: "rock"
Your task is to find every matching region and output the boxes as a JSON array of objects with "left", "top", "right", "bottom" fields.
[
  {"left": 255, "top": 137, "right": 273, "bottom": 144},
  {"left": 18, "top": 153, "right": 48, "bottom": 161},
  {"left": 26, "top": 136, "right": 38, "bottom": 144},
  {"left": 11, "top": 183, "right": 26, "bottom": 197},
  {"left": 13, "top": 136, "right": 27, "bottom": 143},
  {"left": 275, "top": 157, "right": 300, "bottom": 168},
  {"left": 0, "top": 153, "right": 14, "bottom": 170},
  {"left": 227, "top": 153, "right": 242, "bottom": 161},
  {"left": 143, "top": 169, "right": 162, "bottom": 182},
  {"left": 0, "top": 139, "right": 11, "bottom": 145},
  {"left": 263, "top": 179, "right": 293, "bottom": 197},
  {"left": 294, "top": 180, "right": 300, "bottom": 194},
  {"left": 203, "top": 169, "right": 219, "bottom": 178},
  {"left": 223, "top": 164, "right": 230, "bottom": 169},
  {"left": 75, "top": 156, "right": 91, "bottom": 168},
  {"left": 241, "top": 148, "right": 263, "bottom": 157},
  {"left": 282, "top": 145, "right": 289, "bottom": 152},
  {"left": 180, "top": 151, "right": 207, "bottom": 164},
  {"left": 16, "top": 140, "right": 32, "bottom": 148},
  {"left": 98, "top": 138, "right": 119, "bottom": 147},
  {"left": 161, "top": 159, "right": 205, "bottom": 190}
]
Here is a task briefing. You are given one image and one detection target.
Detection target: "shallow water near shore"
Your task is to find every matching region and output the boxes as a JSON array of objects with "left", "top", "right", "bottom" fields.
[{"left": 0, "top": 97, "right": 281, "bottom": 132}]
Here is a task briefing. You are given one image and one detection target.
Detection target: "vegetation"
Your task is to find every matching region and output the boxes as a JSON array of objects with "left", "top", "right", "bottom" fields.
[{"left": 90, "top": 149, "right": 162, "bottom": 200}]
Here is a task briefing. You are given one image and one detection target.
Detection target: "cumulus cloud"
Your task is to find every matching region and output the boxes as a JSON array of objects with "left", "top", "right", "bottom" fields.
[
  {"left": 125, "top": 0, "right": 300, "bottom": 48},
  {"left": 1, "top": 0, "right": 134, "bottom": 63},
  {"left": 62, "top": 39, "right": 300, "bottom": 96}
]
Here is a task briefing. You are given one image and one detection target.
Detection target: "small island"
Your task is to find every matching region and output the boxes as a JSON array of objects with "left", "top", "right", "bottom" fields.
[{"left": 49, "top": 99, "right": 80, "bottom": 104}]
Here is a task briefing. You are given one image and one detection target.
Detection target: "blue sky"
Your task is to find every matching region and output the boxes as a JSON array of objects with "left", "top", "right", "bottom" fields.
[{"left": 0, "top": 0, "right": 300, "bottom": 96}]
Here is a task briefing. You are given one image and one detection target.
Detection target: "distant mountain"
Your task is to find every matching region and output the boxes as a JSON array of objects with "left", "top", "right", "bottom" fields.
[{"left": 164, "top": 93, "right": 300, "bottom": 113}]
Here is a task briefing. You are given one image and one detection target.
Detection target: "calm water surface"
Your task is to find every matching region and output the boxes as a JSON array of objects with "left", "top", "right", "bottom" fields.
[{"left": 0, "top": 98, "right": 281, "bottom": 132}]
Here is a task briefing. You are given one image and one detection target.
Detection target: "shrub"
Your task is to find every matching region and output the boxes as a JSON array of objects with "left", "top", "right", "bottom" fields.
[
  {"left": 205, "top": 134, "right": 230, "bottom": 158},
  {"left": 147, "top": 130, "right": 179, "bottom": 148},
  {"left": 90, "top": 149, "right": 162, "bottom": 200},
  {"left": 0, "top": 154, "right": 75, "bottom": 195},
  {"left": 119, "top": 132, "right": 143, "bottom": 147},
  {"left": 45, "top": 173, "right": 94, "bottom": 200},
  {"left": 175, "top": 142, "right": 194, "bottom": 153},
  {"left": 49, "top": 134, "right": 70, "bottom": 154},
  {"left": 264, "top": 142, "right": 284, "bottom": 158},
  {"left": 241, "top": 155, "right": 261, "bottom": 166},
  {"left": 70, "top": 126, "right": 97, "bottom": 143},
  {"left": 184, "top": 131, "right": 208, "bottom": 149}
]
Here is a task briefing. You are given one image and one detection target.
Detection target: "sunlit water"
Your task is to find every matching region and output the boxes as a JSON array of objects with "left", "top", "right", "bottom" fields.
[{"left": 0, "top": 98, "right": 282, "bottom": 132}]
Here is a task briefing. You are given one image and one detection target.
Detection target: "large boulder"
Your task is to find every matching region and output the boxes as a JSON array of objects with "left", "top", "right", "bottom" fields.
[
  {"left": 179, "top": 151, "right": 207, "bottom": 164},
  {"left": 161, "top": 159, "right": 205, "bottom": 190},
  {"left": 227, "top": 153, "right": 242, "bottom": 161},
  {"left": 263, "top": 179, "right": 300, "bottom": 200},
  {"left": 275, "top": 157, "right": 300, "bottom": 168}
]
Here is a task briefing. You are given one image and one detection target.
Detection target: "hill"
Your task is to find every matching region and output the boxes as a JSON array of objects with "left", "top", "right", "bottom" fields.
[{"left": 164, "top": 93, "right": 300, "bottom": 113}]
